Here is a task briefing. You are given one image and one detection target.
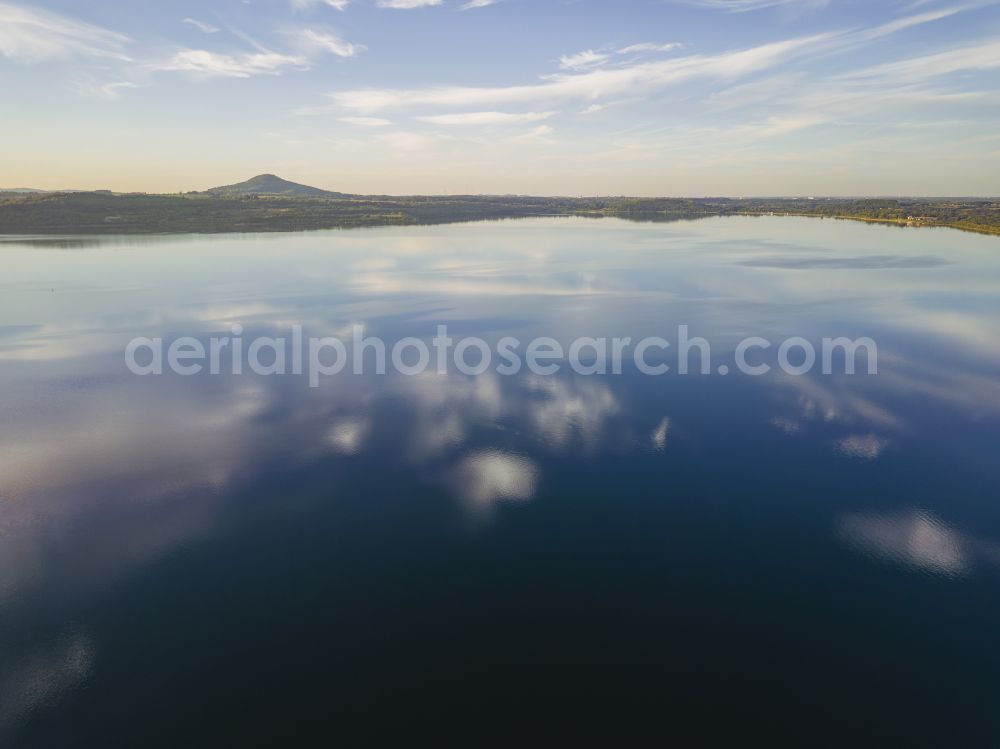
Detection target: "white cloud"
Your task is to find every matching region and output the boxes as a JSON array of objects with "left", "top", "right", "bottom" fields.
[
  {"left": 319, "top": 5, "right": 979, "bottom": 120},
  {"left": 857, "top": 5, "right": 975, "bottom": 41},
  {"left": 291, "top": 0, "right": 350, "bottom": 10},
  {"left": 619, "top": 42, "right": 683, "bottom": 54},
  {"left": 0, "top": 2, "right": 131, "bottom": 63},
  {"left": 681, "top": 0, "right": 830, "bottom": 12},
  {"left": 328, "top": 33, "right": 835, "bottom": 112},
  {"left": 377, "top": 0, "right": 443, "bottom": 8},
  {"left": 718, "top": 113, "right": 830, "bottom": 139},
  {"left": 298, "top": 29, "right": 365, "bottom": 57},
  {"left": 512, "top": 124, "right": 555, "bottom": 141},
  {"left": 182, "top": 18, "right": 220, "bottom": 34},
  {"left": 840, "top": 39, "right": 1000, "bottom": 82},
  {"left": 558, "top": 49, "right": 610, "bottom": 70},
  {"left": 416, "top": 110, "right": 556, "bottom": 125},
  {"left": 340, "top": 116, "right": 393, "bottom": 126},
  {"left": 375, "top": 130, "right": 439, "bottom": 151},
  {"left": 74, "top": 79, "right": 143, "bottom": 100},
  {"left": 459, "top": 0, "right": 500, "bottom": 9},
  {"left": 708, "top": 73, "right": 804, "bottom": 109},
  {"left": 579, "top": 97, "right": 640, "bottom": 114},
  {"left": 153, "top": 49, "right": 309, "bottom": 78}
]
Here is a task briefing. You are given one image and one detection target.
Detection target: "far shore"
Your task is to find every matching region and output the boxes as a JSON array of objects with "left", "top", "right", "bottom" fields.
[{"left": 1, "top": 189, "right": 998, "bottom": 237}]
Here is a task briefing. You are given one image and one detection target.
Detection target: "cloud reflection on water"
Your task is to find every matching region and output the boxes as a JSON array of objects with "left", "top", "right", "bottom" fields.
[
  {"left": 451, "top": 450, "right": 540, "bottom": 508},
  {"left": 0, "top": 635, "right": 95, "bottom": 731},
  {"left": 838, "top": 511, "right": 1000, "bottom": 579},
  {"left": 1, "top": 216, "right": 999, "bottom": 622}
]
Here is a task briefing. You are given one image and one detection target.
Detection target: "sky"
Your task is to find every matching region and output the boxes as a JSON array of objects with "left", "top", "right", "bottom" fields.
[{"left": 0, "top": 0, "right": 999, "bottom": 195}]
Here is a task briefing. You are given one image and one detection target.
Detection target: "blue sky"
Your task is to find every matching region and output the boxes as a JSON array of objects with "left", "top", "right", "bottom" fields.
[{"left": 1, "top": 0, "right": 998, "bottom": 194}]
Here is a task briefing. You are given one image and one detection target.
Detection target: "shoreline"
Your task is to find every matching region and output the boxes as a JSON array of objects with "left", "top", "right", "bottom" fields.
[{"left": 2, "top": 192, "right": 998, "bottom": 237}]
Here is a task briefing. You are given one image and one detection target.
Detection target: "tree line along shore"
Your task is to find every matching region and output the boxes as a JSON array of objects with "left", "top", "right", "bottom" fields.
[{"left": 1, "top": 187, "right": 997, "bottom": 236}]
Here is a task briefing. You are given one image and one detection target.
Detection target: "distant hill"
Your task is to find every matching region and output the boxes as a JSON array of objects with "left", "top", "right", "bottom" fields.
[
  {"left": 0, "top": 188, "right": 48, "bottom": 193},
  {"left": 205, "top": 174, "right": 347, "bottom": 198}
]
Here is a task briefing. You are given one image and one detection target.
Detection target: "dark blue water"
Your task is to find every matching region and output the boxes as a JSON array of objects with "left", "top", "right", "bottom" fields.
[{"left": 1, "top": 217, "right": 999, "bottom": 745}]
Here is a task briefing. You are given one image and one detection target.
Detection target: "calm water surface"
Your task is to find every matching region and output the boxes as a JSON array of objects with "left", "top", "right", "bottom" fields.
[{"left": 1, "top": 217, "right": 999, "bottom": 744}]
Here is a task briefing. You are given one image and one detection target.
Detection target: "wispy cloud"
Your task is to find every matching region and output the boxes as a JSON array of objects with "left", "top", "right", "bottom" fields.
[
  {"left": 618, "top": 42, "right": 683, "bottom": 55},
  {"left": 340, "top": 116, "right": 393, "bottom": 126},
  {"left": 840, "top": 38, "right": 1000, "bottom": 82},
  {"left": 0, "top": 2, "right": 131, "bottom": 63},
  {"left": 182, "top": 18, "right": 220, "bottom": 34},
  {"left": 680, "top": 0, "right": 829, "bottom": 12},
  {"left": 377, "top": 0, "right": 443, "bottom": 8},
  {"left": 708, "top": 73, "right": 805, "bottom": 109},
  {"left": 73, "top": 78, "right": 144, "bottom": 101},
  {"left": 297, "top": 29, "right": 365, "bottom": 57},
  {"left": 416, "top": 111, "right": 556, "bottom": 125},
  {"left": 291, "top": 0, "right": 350, "bottom": 10},
  {"left": 557, "top": 43, "right": 681, "bottom": 72},
  {"left": 375, "top": 130, "right": 440, "bottom": 151},
  {"left": 558, "top": 50, "right": 610, "bottom": 70},
  {"left": 459, "top": 0, "right": 500, "bottom": 9},
  {"left": 513, "top": 124, "right": 555, "bottom": 141},
  {"left": 725, "top": 113, "right": 830, "bottom": 139},
  {"left": 580, "top": 97, "right": 645, "bottom": 114},
  {"left": 857, "top": 4, "right": 985, "bottom": 41},
  {"left": 322, "top": 3, "right": 982, "bottom": 119},
  {"left": 153, "top": 49, "right": 309, "bottom": 78},
  {"left": 328, "top": 34, "right": 835, "bottom": 112}
]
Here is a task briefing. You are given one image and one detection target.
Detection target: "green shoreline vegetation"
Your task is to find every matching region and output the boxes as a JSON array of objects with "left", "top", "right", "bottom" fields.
[{"left": 1, "top": 175, "right": 997, "bottom": 236}]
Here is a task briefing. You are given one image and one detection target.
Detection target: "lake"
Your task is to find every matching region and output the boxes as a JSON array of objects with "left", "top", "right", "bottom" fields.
[{"left": 2, "top": 216, "right": 999, "bottom": 744}]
